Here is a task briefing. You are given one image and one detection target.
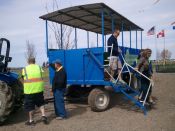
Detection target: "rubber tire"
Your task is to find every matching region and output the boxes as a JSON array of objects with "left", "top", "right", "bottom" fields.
[
  {"left": 11, "top": 80, "right": 23, "bottom": 107},
  {"left": 0, "top": 81, "right": 14, "bottom": 124},
  {"left": 88, "top": 88, "right": 110, "bottom": 112}
]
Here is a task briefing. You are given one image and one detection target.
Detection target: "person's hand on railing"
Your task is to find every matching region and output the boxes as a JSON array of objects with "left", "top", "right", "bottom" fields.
[
  {"left": 134, "top": 67, "right": 138, "bottom": 71},
  {"left": 150, "top": 79, "right": 154, "bottom": 87},
  {"left": 118, "top": 47, "right": 122, "bottom": 53}
]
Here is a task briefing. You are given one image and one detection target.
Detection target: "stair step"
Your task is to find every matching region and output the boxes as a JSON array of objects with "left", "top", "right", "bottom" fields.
[{"left": 111, "top": 82, "right": 147, "bottom": 115}]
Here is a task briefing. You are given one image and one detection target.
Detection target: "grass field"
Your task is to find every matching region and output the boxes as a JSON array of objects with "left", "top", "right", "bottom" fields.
[{"left": 152, "top": 61, "right": 175, "bottom": 73}]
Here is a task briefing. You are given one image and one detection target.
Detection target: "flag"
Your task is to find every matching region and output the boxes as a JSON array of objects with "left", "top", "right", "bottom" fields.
[
  {"left": 147, "top": 26, "right": 155, "bottom": 35},
  {"left": 171, "top": 21, "right": 175, "bottom": 30},
  {"left": 171, "top": 21, "right": 175, "bottom": 25},
  {"left": 157, "top": 30, "right": 165, "bottom": 38},
  {"left": 153, "top": 0, "right": 160, "bottom": 5}
]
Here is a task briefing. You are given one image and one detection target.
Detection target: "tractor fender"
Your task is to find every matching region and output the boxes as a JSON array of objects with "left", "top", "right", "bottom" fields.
[{"left": 0, "top": 72, "right": 19, "bottom": 85}]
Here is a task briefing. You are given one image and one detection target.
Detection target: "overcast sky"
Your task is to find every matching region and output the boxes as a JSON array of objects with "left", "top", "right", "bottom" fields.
[{"left": 0, "top": 0, "right": 175, "bottom": 67}]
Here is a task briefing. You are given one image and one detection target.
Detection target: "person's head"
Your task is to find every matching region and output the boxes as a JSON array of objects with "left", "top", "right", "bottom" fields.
[
  {"left": 54, "top": 59, "right": 62, "bottom": 69},
  {"left": 113, "top": 27, "right": 120, "bottom": 38},
  {"left": 145, "top": 48, "right": 152, "bottom": 58},
  {"left": 141, "top": 48, "right": 152, "bottom": 59},
  {"left": 28, "top": 57, "right": 35, "bottom": 64}
]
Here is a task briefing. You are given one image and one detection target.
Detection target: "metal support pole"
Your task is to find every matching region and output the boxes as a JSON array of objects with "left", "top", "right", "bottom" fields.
[
  {"left": 87, "top": 31, "right": 89, "bottom": 48},
  {"left": 141, "top": 31, "right": 142, "bottom": 49},
  {"left": 105, "top": 35, "right": 106, "bottom": 51},
  {"left": 75, "top": 28, "right": 77, "bottom": 49},
  {"left": 45, "top": 20, "right": 49, "bottom": 57},
  {"left": 60, "top": 24, "right": 63, "bottom": 49},
  {"left": 136, "top": 30, "right": 138, "bottom": 49},
  {"left": 101, "top": 9, "right": 105, "bottom": 50},
  {"left": 121, "top": 22, "right": 124, "bottom": 54},
  {"left": 112, "top": 16, "right": 114, "bottom": 32},
  {"left": 163, "top": 36, "right": 166, "bottom": 65},
  {"left": 97, "top": 33, "right": 98, "bottom": 47},
  {"left": 130, "top": 26, "right": 132, "bottom": 48}
]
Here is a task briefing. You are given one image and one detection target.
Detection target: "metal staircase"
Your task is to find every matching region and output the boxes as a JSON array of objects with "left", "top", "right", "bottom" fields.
[
  {"left": 103, "top": 46, "right": 152, "bottom": 115},
  {"left": 87, "top": 47, "right": 153, "bottom": 115}
]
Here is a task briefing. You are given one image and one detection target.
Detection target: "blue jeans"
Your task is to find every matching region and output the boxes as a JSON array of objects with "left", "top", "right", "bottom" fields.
[{"left": 53, "top": 88, "right": 66, "bottom": 118}]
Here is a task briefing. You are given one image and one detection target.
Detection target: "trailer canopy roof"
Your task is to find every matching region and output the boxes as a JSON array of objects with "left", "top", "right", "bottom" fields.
[{"left": 40, "top": 3, "right": 143, "bottom": 35}]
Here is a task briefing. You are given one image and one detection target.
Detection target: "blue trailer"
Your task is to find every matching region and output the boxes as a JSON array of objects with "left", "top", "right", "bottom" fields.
[{"left": 40, "top": 3, "right": 152, "bottom": 114}]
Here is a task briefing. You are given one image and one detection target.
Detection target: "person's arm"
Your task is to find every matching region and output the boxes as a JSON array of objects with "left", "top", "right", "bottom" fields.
[
  {"left": 149, "top": 61, "right": 153, "bottom": 74},
  {"left": 118, "top": 47, "right": 122, "bottom": 53},
  {"left": 21, "top": 68, "right": 27, "bottom": 82},
  {"left": 137, "top": 57, "right": 145, "bottom": 71},
  {"left": 21, "top": 68, "right": 24, "bottom": 80},
  {"left": 113, "top": 38, "right": 120, "bottom": 56}
]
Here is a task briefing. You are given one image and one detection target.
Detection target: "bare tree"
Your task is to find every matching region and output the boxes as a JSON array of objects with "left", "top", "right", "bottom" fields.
[
  {"left": 45, "top": 0, "right": 75, "bottom": 50},
  {"left": 160, "top": 49, "right": 172, "bottom": 65},
  {"left": 160, "top": 49, "right": 172, "bottom": 60},
  {"left": 25, "top": 40, "right": 37, "bottom": 60}
]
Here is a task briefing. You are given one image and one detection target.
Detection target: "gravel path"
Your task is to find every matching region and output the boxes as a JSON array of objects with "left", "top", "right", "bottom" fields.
[{"left": 1, "top": 73, "right": 175, "bottom": 131}]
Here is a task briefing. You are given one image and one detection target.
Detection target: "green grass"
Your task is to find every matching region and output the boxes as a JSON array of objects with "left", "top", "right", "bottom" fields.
[
  {"left": 42, "top": 68, "right": 49, "bottom": 78},
  {"left": 152, "top": 62, "right": 175, "bottom": 73}
]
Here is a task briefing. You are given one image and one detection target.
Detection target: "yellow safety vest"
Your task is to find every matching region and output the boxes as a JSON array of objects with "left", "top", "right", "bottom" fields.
[{"left": 22, "top": 64, "right": 44, "bottom": 94}]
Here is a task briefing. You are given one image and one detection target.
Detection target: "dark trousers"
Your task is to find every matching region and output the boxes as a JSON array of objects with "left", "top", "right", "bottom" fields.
[
  {"left": 140, "top": 80, "right": 152, "bottom": 102},
  {"left": 53, "top": 88, "right": 66, "bottom": 118}
]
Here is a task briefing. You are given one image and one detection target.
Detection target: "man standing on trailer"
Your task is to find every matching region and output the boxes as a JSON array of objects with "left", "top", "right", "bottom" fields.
[
  {"left": 107, "top": 27, "right": 125, "bottom": 83},
  {"left": 22, "top": 57, "right": 48, "bottom": 126},
  {"left": 50, "top": 59, "right": 67, "bottom": 120}
]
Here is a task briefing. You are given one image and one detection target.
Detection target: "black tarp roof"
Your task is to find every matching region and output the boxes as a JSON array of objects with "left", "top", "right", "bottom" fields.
[{"left": 40, "top": 3, "right": 143, "bottom": 35}]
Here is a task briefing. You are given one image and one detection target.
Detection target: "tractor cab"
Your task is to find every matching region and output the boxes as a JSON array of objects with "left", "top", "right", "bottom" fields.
[{"left": 0, "top": 38, "right": 12, "bottom": 72}]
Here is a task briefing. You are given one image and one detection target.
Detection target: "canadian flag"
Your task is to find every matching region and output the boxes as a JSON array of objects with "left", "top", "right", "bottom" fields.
[{"left": 157, "top": 30, "right": 165, "bottom": 38}]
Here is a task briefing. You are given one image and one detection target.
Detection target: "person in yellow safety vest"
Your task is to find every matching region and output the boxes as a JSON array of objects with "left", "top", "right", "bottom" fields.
[{"left": 22, "top": 57, "right": 48, "bottom": 126}]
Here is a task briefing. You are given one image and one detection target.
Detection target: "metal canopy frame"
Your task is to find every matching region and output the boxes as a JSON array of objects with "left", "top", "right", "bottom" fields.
[
  {"left": 40, "top": 3, "right": 143, "bottom": 56},
  {"left": 40, "top": 3, "right": 143, "bottom": 34}
]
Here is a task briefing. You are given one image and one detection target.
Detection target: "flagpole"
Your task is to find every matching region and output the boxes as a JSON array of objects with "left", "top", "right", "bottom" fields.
[
  {"left": 155, "top": 26, "right": 157, "bottom": 62},
  {"left": 163, "top": 33, "right": 165, "bottom": 65}
]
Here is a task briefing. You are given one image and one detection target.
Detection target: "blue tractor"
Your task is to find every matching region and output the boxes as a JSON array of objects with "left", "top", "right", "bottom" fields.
[{"left": 0, "top": 38, "right": 23, "bottom": 124}]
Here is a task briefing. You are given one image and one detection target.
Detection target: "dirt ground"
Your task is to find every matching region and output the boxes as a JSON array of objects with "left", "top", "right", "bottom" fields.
[{"left": 1, "top": 73, "right": 175, "bottom": 131}]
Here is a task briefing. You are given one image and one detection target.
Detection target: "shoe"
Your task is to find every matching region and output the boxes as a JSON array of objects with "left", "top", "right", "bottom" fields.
[
  {"left": 148, "top": 101, "right": 156, "bottom": 105},
  {"left": 149, "top": 98, "right": 156, "bottom": 105},
  {"left": 139, "top": 100, "right": 144, "bottom": 103},
  {"left": 56, "top": 116, "right": 66, "bottom": 120},
  {"left": 42, "top": 116, "right": 48, "bottom": 125},
  {"left": 25, "top": 121, "right": 36, "bottom": 126}
]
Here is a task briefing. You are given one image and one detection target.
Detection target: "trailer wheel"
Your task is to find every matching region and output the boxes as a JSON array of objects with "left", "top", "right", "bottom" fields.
[
  {"left": 88, "top": 88, "right": 110, "bottom": 112},
  {"left": 0, "top": 81, "right": 14, "bottom": 124}
]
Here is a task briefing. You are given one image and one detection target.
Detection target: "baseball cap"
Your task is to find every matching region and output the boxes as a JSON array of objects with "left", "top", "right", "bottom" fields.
[{"left": 53, "top": 59, "right": 62, "bottom": 65}]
